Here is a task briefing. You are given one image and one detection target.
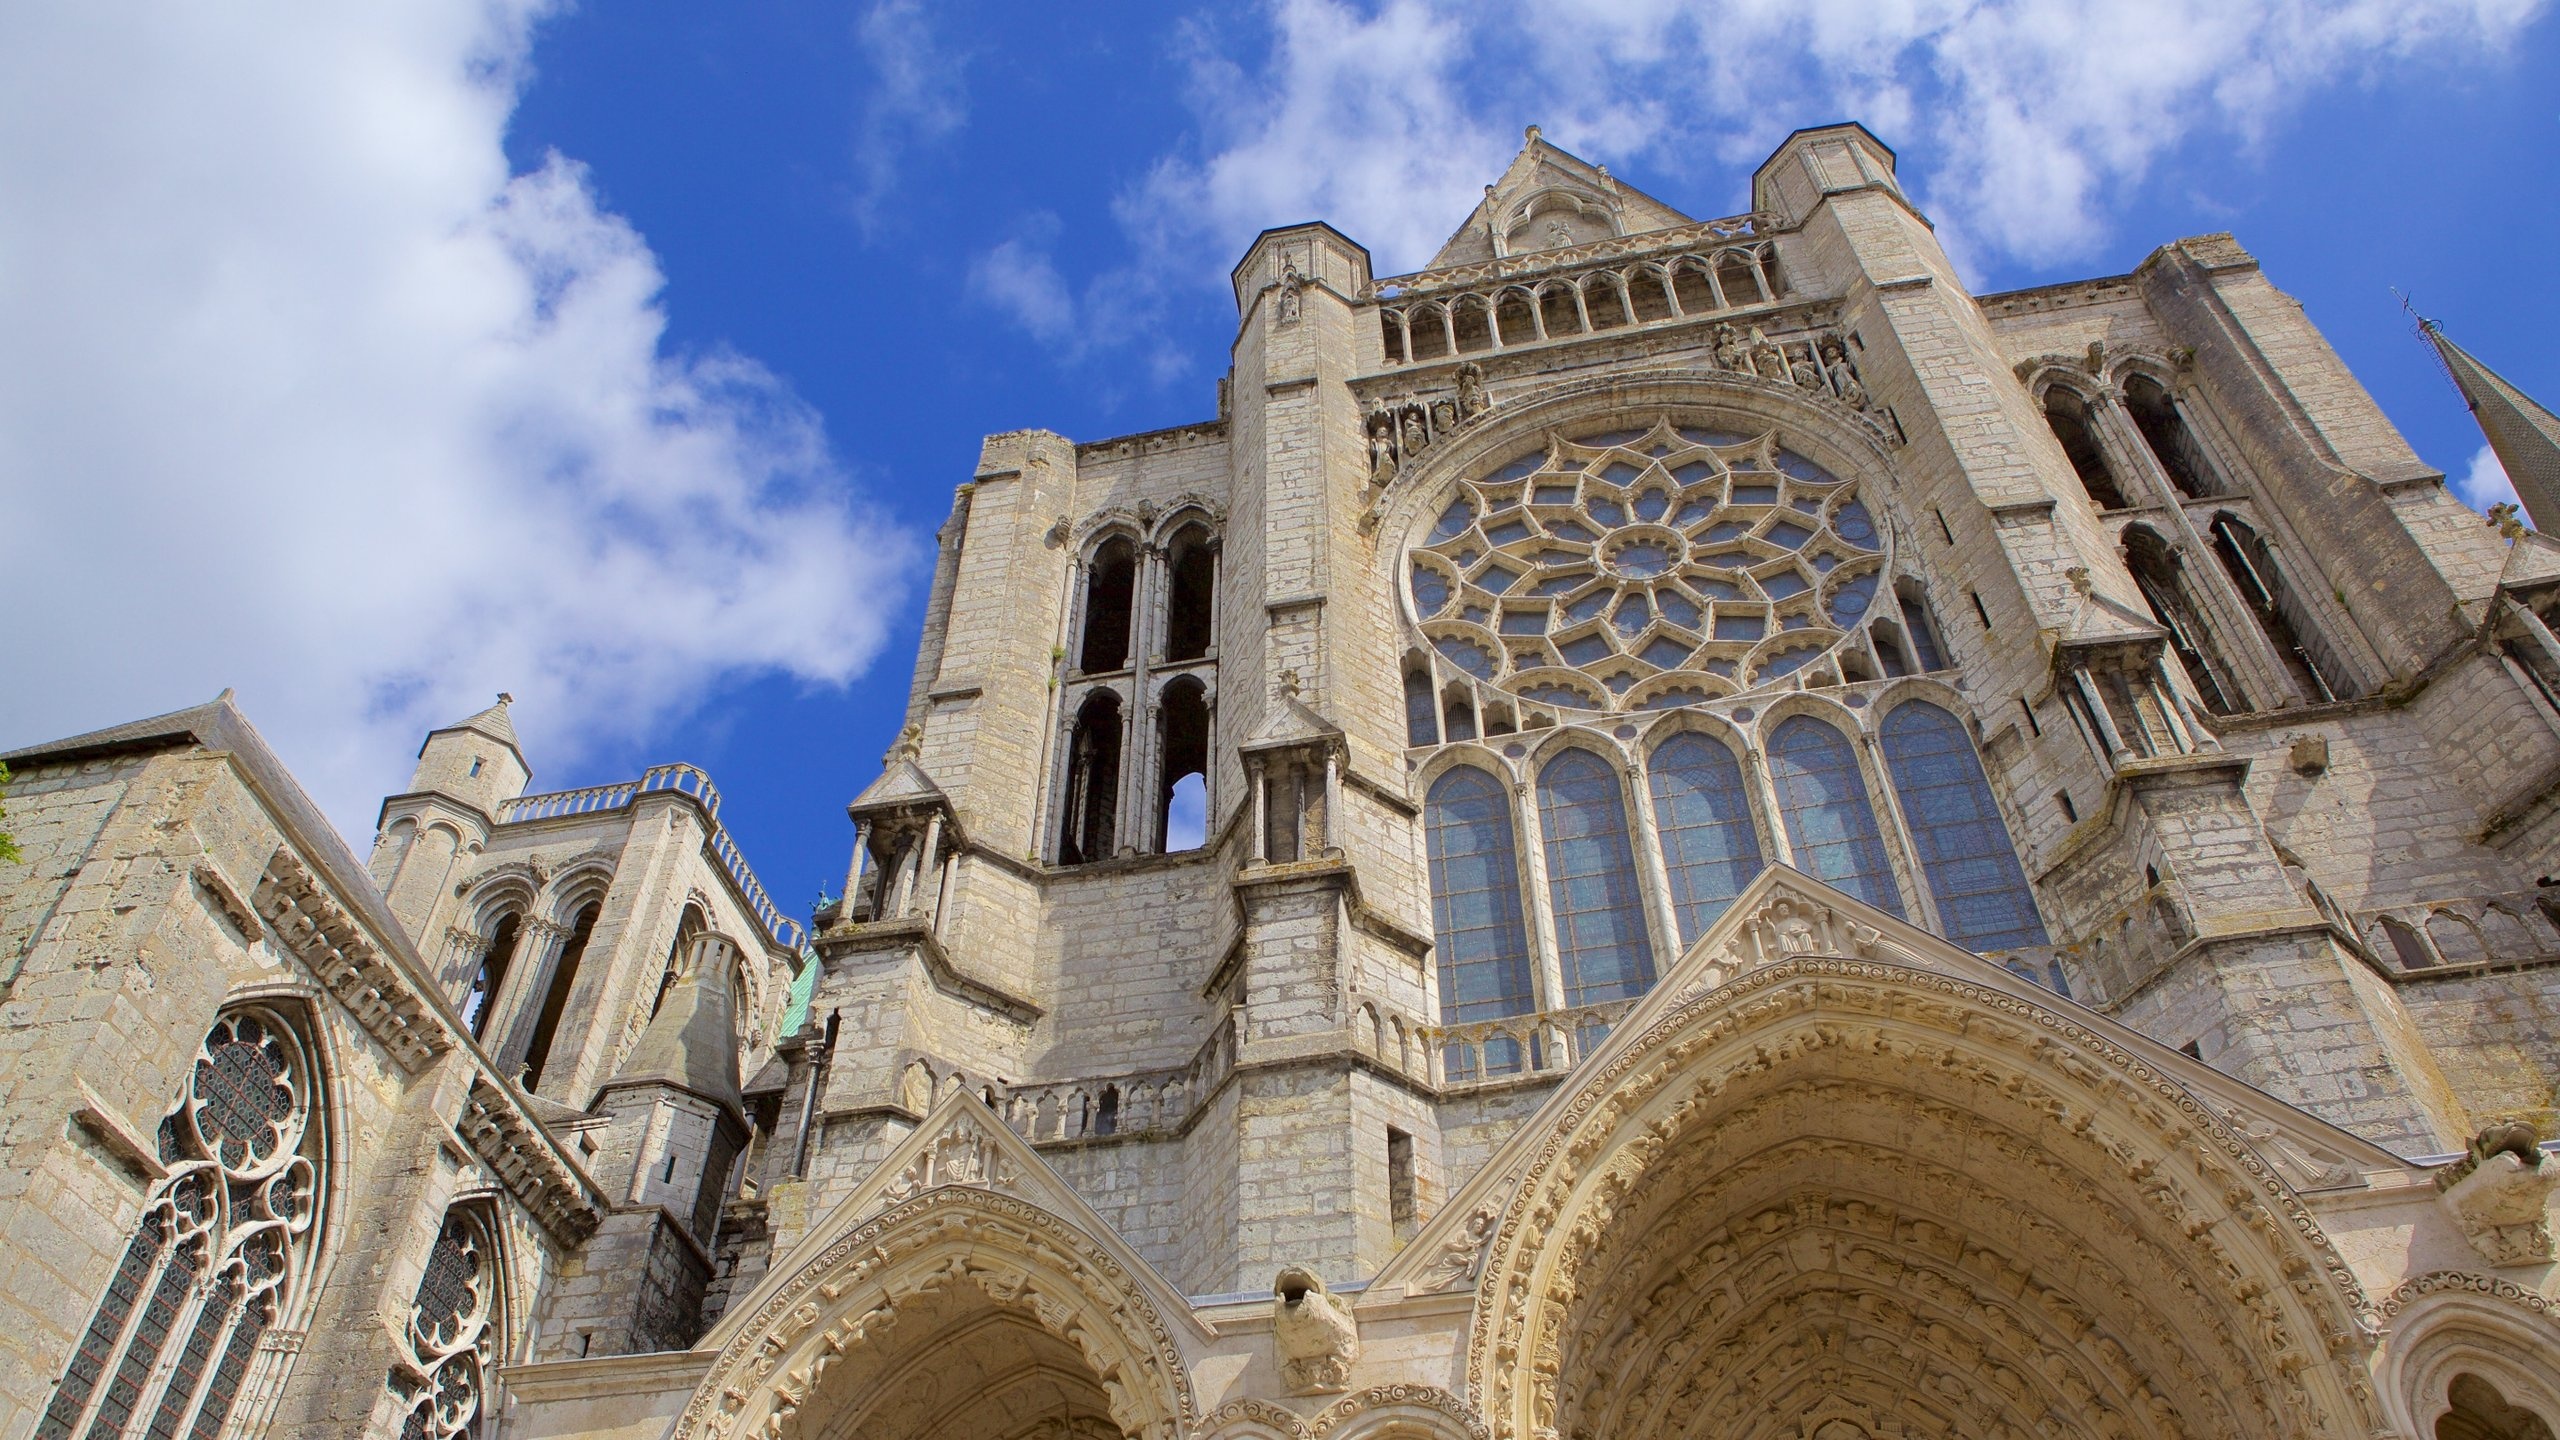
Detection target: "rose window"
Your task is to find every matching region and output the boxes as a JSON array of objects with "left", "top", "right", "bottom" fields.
[{"left": 1405, "top": 418, "right": 1893, "bottom": 713}]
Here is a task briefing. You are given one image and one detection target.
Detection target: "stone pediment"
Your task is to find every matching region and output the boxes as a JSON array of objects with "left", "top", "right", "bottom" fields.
[
  {"left": 1427, "top": 128, "right": 1694, "bottom": 270},
  {"left": 2498, "top": 530, "right": 2560, "bottom": 592},
  {"left": 699, "top": 1090, "right": 1211, "bottom": 1352},
  {"left": 849, "top": 755, "right": 947, "bottom": 814},
  {"left": 1240, "top": 681, "right": 1344, "bottom": 753},
  {"left": 2054, "top": 582, "right": 2168, "bottom": 653},
  {"left": 1369, "top": 865, "right": 2397, "bottom": 1302}
]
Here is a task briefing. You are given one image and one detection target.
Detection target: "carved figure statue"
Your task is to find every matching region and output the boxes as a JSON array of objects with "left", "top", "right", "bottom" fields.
[
  {"left": 1712, "top": 322, "right": 1747, "bottom": 373},
  {"left": 1821, "top": 334, "right": 1870, "bottom": 408},
  {"left": 1402, "top": 410, "right": 1432, "bottom": 457},
  {"left": 1276, "top": 257, "right": 1304, "bottom": 323},
  {"left": 1368, "top": 431, "right": 1399, "bottom": 489},
  {"left": 1788, "top": 345, "right": 1824, "bottom": 393},
  {"left": 1455, "top": 361, "right": 1491, "bottom": 421},
  {"left": 1746, "top": 326, "right": 1786, "bottom": 381},
  {"left": 1429, "top": 398, "right": 1458, "bottom": 432},
  {"left": 1271, "top": 1266, "right": 1359, "bottom": 1394}
]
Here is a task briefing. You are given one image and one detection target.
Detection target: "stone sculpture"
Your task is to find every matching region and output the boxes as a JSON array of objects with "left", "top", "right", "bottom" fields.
[{"left": 1272, "top": 1266, "right": 1360, "bottom": 1394}]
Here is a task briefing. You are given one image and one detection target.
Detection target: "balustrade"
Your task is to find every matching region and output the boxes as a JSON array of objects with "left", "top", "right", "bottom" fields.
[{"left": 494, "top": 764, "right": 802, "bottom": 949}]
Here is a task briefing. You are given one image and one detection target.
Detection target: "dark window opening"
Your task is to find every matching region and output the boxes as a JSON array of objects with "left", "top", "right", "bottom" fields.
[
  {"left": 1157, "top": 678, "right": 1211, "bottom": 853},
  {"left": 1871, "top": 624, "right": 1911, "bottom": 678},
  {"left": 2020, "top": 697, "right": 2043, "bottom": 737},
  {"left": 2043, "top": 388, "right": 2129, "bottom": 510},
  {"left": 1626, "top": 269, "right": 1674, "bottom": 323},
  {"left": 1078, "top": 537, "right": 1138, "bottom": 672},
  {"left": 1095, "top": 1086, "right": 1120, "bottom": 1136},
  {"left": 1934, "top": 508, "right": 1954, "bottom": 545},
  {"left": 1388, "top": 1128, "right": 1417, "bottom": 1242},
  {"left": 2210, "top": 514, "right": 2352, "bottom": 703},
  {"left": 1405, "top": 668, "right": 1440, "bottom": 747},
  {"left": 1443, "top": 691, "right": 1478, "bottom": 742},
  {"left": 2378, "top": 916, "right": 2435, "bottom": 970},
  {"left": 1059, "top": 691, "right": 1124, "bottom": 865},
  {"left": 1715, "top": 251, "right": 1763, "bottom": 305},
  {"left": 522, "top": 902, "right": 600, "bottom": 1094},
  {"left": 1409, "top": 306, "right": 1451, "bottom": 362},
  {"left": 2056, "top": 790, "right": 2078, "bottom": 823},
  {"left": 1582, "top": 278, "right": 1628, "bottom": 329},
  {"left": 2124, "top": 376, "right": 2217, "bottom": 498},
  {"left": 1452, "top": 296, "right": 1494, "bottom": 353},
  {"left": 2124, "top": 526, "right": 2242, "bottom": 714},
  {"left": 1899, "top": 583, "right": 1949, "bottom": 670},
  {"left": 1163, "top": 526, "right": 1218, "bottom": 662},
  {"left": 461, "top": 911, "right": 519, "bottom": 1039},
  {"left": 1494, "top": 290, "right": 1537, "bottom": 346},
  {"left": 2179, "top": 1039, "right": 2203, "bottom": 1060},
  {"left": 1537, "top": 285, "right": 1581, "bottom": 337},
  {"left": 1673, "top": 260, "right": 1718, "bottom": 315},
  {"left": 652, "top": 905, "right": 706, "bottom": 1020},
  {"left": 1968, "top": 590, "right": 1992, "bottom": 631},
  {"left": 1379, "top": 312, "right": 1408, "bottom": 365}
]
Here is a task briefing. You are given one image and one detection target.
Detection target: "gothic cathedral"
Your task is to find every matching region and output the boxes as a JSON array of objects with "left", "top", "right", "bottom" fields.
[{"left": 8, "top": 124, "right": 2560, "bottom": 1440}]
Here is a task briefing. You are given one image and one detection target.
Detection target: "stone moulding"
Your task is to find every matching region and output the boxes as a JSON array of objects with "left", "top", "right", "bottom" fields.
[
  {"left": 1460, "top": 950, "right": 2384, "bottom": 1440},
  {"left": 457, "top": 1078, "right": 602, "bottom": 1246},
  {"left": 1363, "top": 213, "right": 1776, "bottom": 300},
  {"left": 251, "top": 847, "right": 448, "bottom": 1072},
  {"left": 2377, "top": 1270, "right": 2560, "bottom": 1326},
  {"left": 676, "top": 1185, "right": 1196, "bottom": 1440}
]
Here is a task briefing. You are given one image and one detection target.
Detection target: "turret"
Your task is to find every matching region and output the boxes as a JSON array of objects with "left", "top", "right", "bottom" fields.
[{"left": 370, "top": 694, "right": 532, "bottom": 944}]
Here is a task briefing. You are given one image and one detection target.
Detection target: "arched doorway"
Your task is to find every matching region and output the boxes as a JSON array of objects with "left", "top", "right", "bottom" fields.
[
  {"left": 676, "top": 1187, "right": 1195, "bottom": 1440},
  {"left": 1464, "top": 927, "right": 2379, "bottom": 1440}
]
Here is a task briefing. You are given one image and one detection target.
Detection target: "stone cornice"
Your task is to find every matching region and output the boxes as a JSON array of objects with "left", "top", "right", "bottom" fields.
[
  {"left": 459, "top": 1077, "right": 603, "bottom": 1246},
  {"left": 252, "top": 848, "right": 449, "bottom": 1073}
]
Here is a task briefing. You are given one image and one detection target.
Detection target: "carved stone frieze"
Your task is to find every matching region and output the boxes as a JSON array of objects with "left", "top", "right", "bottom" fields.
[{"left": 251, "top": 847, "right": 449, "bottom": 1072}]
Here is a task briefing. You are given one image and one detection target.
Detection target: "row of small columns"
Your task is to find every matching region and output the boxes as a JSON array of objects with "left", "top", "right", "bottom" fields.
[
  {"left": 839, "top": 808, "right": 951, "bottom": 929},
  {"left": 1380, "top": 245, "right": 1780, "bottom": 358},
  {"left": 1245, "top": 741, "right": 1342, "bottom": 864}
]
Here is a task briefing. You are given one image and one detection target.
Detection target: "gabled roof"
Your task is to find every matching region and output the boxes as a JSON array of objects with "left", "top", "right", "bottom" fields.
[
  {"left": 2423, "top": 318, "right": 2560, "bottom": 534},
  {"left": 2054, "top": 581, "right": 2167, "bottom": 651},
  {"left": 1425, "top": 126, "right": 1695, "bottom": 271},
  {"left": 2498, "top": 529, "right": 2560, "bottom": 591},
  {"left": 1238, "top": 679, "right": 1343, "bottom": 754},
  {"left": 849, "top": 755, "right": 948, "bottom": 814}
]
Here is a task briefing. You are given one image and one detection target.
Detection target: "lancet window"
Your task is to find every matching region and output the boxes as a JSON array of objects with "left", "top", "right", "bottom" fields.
[
  {"left": 1156, "top": 676, "right": 1210, "bottom": 852},
  {"left": 1880, "top": 701, "right": 2049, "bottom": 951},
  {"left": 1767, "top": 715, "right": 1906, "bottom": 918},
  {"left": 1405, "top": 666, "right": 1440, "bottom": 747},
  {"left": 1057, "top": 690, "right": 1124, "bottom": 864},
  {"left": 2123, "top": 526, "right": 2242, "bottom": 714},
  {"left": 1076, "top": 536, "right": 1137, "bottom": 673},
  {"left": 521, "top": 901, "right": 599, "bottom": 1094},
  {"left": 1647, "top": 731, "right": 1765, "bottom": 945},
  {"left": 2123, "top": 375, "right": 2219, "bottom": 498},
  {"left": 388, "top": 1207, "right": 501, "bottom": 1440},
  {"left": 459, "top": 910, "right": 519, "bottom": 1040},
  {"left": 38, "top": 1007, "right": 327, "bottom": 1440},
  {"left": 2043, "top": 387, "right": 2129, "bottom": 510},
  {"left": 1536, "top": 749, "right": 1655, "bottom": 1005},
  {"left": 1162, "top": 523, "right": 1217, "bottom": 663},
  {"left": 2209, "top": 513, "right": 2354, "bottom": 703},
  {"left": 1422, "top": 767, "right": 1539, "bottom": 1026}
]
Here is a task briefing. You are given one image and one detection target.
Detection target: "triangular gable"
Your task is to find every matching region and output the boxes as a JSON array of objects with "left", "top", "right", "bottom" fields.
[
  {"left": 1240, "top": 688, "right": 1344, "bottom": 753},
  {"left": 2056, "top": 584, "right": 2167, "bottom": 650},
  {"left": 699, "top": 1089, "right": 1214, "bottom": 1349},
  {"left": 849, "top": 755, "right": 947, "bottom": 813},
  {"left": 1365, "top": 864, "right": 2400, "bottom": 1301},
  {"left": 1425, "top": 129, "right": 1694, "bottom": 271},
  {"left": 2499, "top": 530, "right": 2560, "bottom": 591}
]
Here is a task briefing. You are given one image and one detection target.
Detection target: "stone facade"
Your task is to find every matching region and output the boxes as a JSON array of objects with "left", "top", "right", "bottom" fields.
[{"left": 6, "top": 123, "right": 2560, "bottom": 1440}]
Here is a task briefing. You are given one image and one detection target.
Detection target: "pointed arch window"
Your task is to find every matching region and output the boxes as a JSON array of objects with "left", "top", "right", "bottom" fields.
[
  {"left": 1163, "top": 524, "right": 1217, "bottom": 663},
  {"left": 388, "top": 1208, "right": 501, "bottom": 1440},
  {"left": 1767, "top": 716, "right": 1906, "bottom": 918},
  {"left": 460, "top": 911, "right": 520, "bottom": 1040},
  {"left": 1423, "top": 767, "right": 1537, "bottom": 1024},
  {"left": 1155, "top": 677, "right": 1210, "bottom": 852},
  {"left": 2043, "top": 387, "right": 2129, "bottom": 510},
  {"left": 38, "top": 1008, "right": 326, "bottom": 1440},
  {"left": 2124, "top": 526, "right": 2242, "bottom": 714},
  {"left": 1880, "top": 702, "right": 2050, "bottom": 952},
  {"left": 522, "top": 901, "right": 599, "bottom": 1094},
  {"left": 1058, "top": 690, "right": 1124, "bottom": 864},
  {"left": 2123, "top": 375, "right": 2218, "bottom": 498},
  {"left": 1537, "top": 749, "right": 1655, "bottom": 1005},
  {"left": 1077, "top": 536, "right": 1137, "bottom": 673},
  {"left": 1647, "top": 732, "right": 1767, "bottom": 945},
  {"left": 2210, "top": 513, "right": 2352, "bottom": 702},
  {"left": 1404, "top": 667, "right": 1440, "bottom": 747}
]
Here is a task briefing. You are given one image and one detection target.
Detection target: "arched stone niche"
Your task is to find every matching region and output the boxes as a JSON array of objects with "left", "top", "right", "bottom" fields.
[
  {"left": 2374, "top": 1281, "right": 2560, "bottom": 1440},
  {"left": 674, "top": 1187, "right": 1195, "bottom": 1440},
  {"left": 1462, "top": 954, "right": 2384, "bottom": 1440}
]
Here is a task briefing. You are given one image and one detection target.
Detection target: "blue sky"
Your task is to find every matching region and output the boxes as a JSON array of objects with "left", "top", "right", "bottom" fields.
[{"left": 5, "top": 0, "right": 2557, "bottom": 924}]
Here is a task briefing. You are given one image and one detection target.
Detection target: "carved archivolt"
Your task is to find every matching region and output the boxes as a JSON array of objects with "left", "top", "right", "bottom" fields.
[
  {"left": 2374, "top": 1281, "right": 2560, "bottom": 1440},
  {"left": 674, "top": 1186, "right": 1195, "bottom": 1440},
  {"left": 1306, "top": 1384, "right": 1490, "bottom": 1439},
  {"left": 1461, "top": 954, "right": 2382, "bottom": 1440}
]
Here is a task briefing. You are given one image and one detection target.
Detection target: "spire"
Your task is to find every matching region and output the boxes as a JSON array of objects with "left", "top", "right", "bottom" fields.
[
  {"left": 444, "top": 692, "right": 520, "bottom": 749},
  {"left": 2420, "top": 318, "right": 2560, "bottom": 533},
  {"left": 612, "top": 934, "right": 745, "bottom": 1120}
]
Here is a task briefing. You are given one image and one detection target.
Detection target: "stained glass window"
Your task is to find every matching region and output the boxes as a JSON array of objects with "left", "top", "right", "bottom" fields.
[
  {"left": 1424, "top": 768, "right": 1538, "bottom": 1024},
  {"left": 1648, "top": 732, "right": 1767, "bottom": 944},
  {"left": 391, "top": 1210, "right": 499, "bottom": 1440},
  {"left": 1767, "top": 716, "right": 1906, "bottom": 918},
  {"left": 1536, "top": 750, "right": 1656, "bottom": 1005},
  {"left": 1880, "top": 701, "right": 2049, "bottom": 952},
  {"left": 38, "top": 1007, "right": 324, "bottom": 1440}
]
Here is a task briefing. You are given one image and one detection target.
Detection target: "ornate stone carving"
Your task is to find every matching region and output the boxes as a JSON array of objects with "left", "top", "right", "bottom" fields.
[
  {"left": 876, "top": 1109, "right": 1018, "bottom": 1211},
  {"left": 1411, "top": 1204, "right": 1498, "bottom": 1294},
  {"left": 1305, "top": 1384, "right": 1489, "bottom": 1438},
  {"left": 1454, "top": 360, "right": 1491, "bottom": 421},
  {"left": 1277, "top": 256, "right": 1304, "bottom": 324},
  {"left": 1272, "top": 1266, "right": 1360, "bottom": 1395},
  {"left": 2436, "top": 1121, "right": 2557, "bottom": 1266}
]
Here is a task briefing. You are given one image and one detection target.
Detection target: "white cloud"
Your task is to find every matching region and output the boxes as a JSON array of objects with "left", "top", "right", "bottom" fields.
[
  {"left": 852, "top": 0, "right": 969, "bottom": 232},
  {"left": 969, "top": 227, "right": 1080, "bottom": 348},
  {"left": 2457, "top": 443, "right": 2520, "bottom": 512},
  {"left": 0, "top": 0, "right": 917, "bottom": 839},
  {"left": 1039, "top": 0, "right": 2546, "bottom": 342}
]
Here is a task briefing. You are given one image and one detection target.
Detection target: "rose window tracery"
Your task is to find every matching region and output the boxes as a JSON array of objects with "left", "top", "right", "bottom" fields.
[
  {"left": 1405, "top": 418, "right": 1899, "bottom": 714},
  {"left": 393, "top": 1209, "right": 500, "bottom": 1440},
  {"left": 37, "top": 1008, "right": 324, "bottom": 1440}
]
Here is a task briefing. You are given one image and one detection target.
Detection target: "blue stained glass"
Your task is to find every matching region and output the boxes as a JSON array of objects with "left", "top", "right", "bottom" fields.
[
  {"left": 1410, "top": 562, "right": 1451, "bottom": 616},
  {"left": 1532, "top": 573, "right": 1584, "bottom": 597},
  {"left": 1764, "top": 522, "right": 1814, "bottom": 550},
  {"left": 1613, "top": 595, "right": 1651, "bottom": 637},
  {"left": 1678, "top": 428, "right": 1751, "bottom": 447},
  {"left": 1775, "top": 449, "right": 1835, "bottom": 482},
  {"left": 1500, "top": 609, "right": 1549, "bottom": 635},
  {"left": 1537, "top": 750, "right": 1656, "bottom": 1005},
  {"left": 1586, "top": 499, "right": 1627, "bottom": 527},
  {"left": 1758, "top": 646, "right": 1820, "bottom": 678},
  {"left": 1649, "top": 733, "right": 1767, "bottom": 943},
  {"left": 1600, "top": 461, "right": 1644, "bottom": 485},
  {"left": 1487, "top": 453, "right": 1544, "bottom": 484},
  {"left": 1611, "top": 543, "right": 1671, "bottom": 577},
  {"left": 1533, "top": 484, "right": 1579, "bottom": 505},
  {"left": 1433, "top": 499, "right": 1475, "bottom": 540},
  {"left": 1479, "top": 565, "right": 1521, "bottom": 594},
  {"left": 1713, "top": 614, "right": 1765, "bottom": 641},
  {"left": 1558, "top": 634, "right": 1613, "bottom": 666},
  {"left": 1673, "top": 499, "right": 1718, "bottom": 526},
  {"left": 1689, "top": 577, "right": 1743, "bottom": 602},
  {"left": 1767, "top": 716, "right": 1906, "bottom": 917},
  {"left": 1671, "top": 462, "right": 1718, "bottom": 487},
  {"left": 1564, "top": 591, "right": 1611, "bottom": 623},
  {"left": 1632, "top": 488, "right": 1671, "bottom": 521},
  {"left": 1763, "top": 571, "right": 1810, "bottom": 599},
  {"left": 1435, "top": 637, "right": 1497, "bottom": 679},
  {"left": 1485, "top": 520, "right": 1533, "bottom": 546},
  {"left": 1638, "top": 688, "right": 1709, "bottom": 710},
  {"left": 1732, "top": 484, "right": 1779, "bottom": 505},
  {"left": 1881, "top": 702, "right": 2050, "bottom": 951},
  {"left": 1827, "top": 572, "right": 1878, "bottom": 626},
  {"left": 1405, "top": 671, "right": 1439, "bottom": 747},
  {"left": 1549, "top": 520, "right": 1597, "bottom": 543},
  {"left": 1425, "top": 769, "right": 1538, "bottom": 1023},
  {"left": 1576, "top": 430, "right": 1647, "bottom": 448},
  {"left": 1832, "top": 501, "right": 1879, "bottom": 549},
  {"left": 1657, "top": 592, "right": 1701, "bottom": 629},
  {"left": 1638, "top": 637, "right": 1693, "bottom": 669}
]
